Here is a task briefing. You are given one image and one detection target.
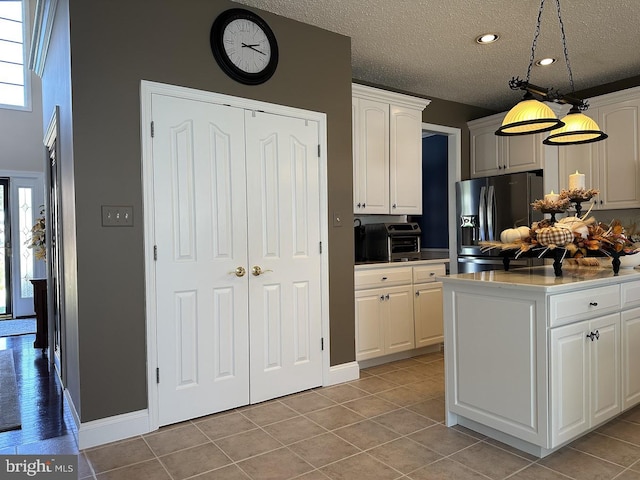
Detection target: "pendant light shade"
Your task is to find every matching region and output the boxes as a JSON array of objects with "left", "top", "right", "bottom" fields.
[
  {"left": 496, "top": 97, "right": 564, "bottom": 136},
  {"left": 496, "top": 0, "right": 607, "bottom": 145},
  {"left": 543, "top": 107, "right": 608, "bottom": 145}
]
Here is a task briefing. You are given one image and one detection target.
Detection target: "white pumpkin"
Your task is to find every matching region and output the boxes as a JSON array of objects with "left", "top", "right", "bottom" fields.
[
  {"left": 500, "top": 226, "right": 530, "bottom": 243},
  {"left": 516, "top": 225, "right": 531, "bottom": 239}
]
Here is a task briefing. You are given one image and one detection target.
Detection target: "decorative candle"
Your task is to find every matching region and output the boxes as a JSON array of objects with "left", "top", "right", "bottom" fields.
[
  {"left": 544, "top": 190, "right": 560, "bottom": 203},
  {"left": 569, "top": 170, "right": 586, "bottom": 190}
]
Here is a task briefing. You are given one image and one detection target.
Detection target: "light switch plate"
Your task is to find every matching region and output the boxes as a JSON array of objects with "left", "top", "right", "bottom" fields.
[{"left": 102, "top": 205, "right": 134, "bottom": 227}]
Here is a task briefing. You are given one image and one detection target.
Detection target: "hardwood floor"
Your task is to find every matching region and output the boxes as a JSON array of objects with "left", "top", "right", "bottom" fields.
[{"left": 0, "top": 333, "right": 77, "bottom": 454}]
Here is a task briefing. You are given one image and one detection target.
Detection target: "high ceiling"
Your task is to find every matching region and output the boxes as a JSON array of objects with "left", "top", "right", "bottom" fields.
[{"left": 233, "top": 0, "right": 640, "bottom": 112}]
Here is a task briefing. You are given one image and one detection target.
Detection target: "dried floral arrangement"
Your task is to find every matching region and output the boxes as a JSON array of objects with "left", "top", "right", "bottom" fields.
[
  {"left": 25, "top": 207, "right": 46, "bottom": 261},
  {"left": 559, "top": 188, "right": 600, "bottom": 201},
  {"left": 531, "top": 197, "right": 571, "bottom": 212}
]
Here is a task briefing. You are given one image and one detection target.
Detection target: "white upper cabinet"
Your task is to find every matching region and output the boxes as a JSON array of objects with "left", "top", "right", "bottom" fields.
[
  {"left": 353, "top": 84, "right": 429, "bottom": 214},
  {"left": 558, "top": 87, "right": 640, "bottom": 210},
  {"left": 469, "top": 112, "right": 544, "bottom": 178}
]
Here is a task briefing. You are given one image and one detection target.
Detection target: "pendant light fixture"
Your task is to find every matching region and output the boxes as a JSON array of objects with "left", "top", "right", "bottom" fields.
[{"left": 496, "top": 0, "right": 607, "bottom": 145}]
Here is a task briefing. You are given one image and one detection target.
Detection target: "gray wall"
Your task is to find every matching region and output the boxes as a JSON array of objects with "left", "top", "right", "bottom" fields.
[
  {"left": 40, "top": 0, "right": 81, "bottom": 412},
  {"left": 43, "top": 0, "right": 353, "bottom": 422}
]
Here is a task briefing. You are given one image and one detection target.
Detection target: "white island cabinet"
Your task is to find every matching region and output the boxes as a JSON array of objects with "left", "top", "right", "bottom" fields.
[{"left": 441, "top": 266, "right": 640, "bottom": 458}]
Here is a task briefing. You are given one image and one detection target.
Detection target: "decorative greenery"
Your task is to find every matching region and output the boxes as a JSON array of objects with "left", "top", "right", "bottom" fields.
[{"left": 25, "top": 207, "right": 46, "bottom": 261}]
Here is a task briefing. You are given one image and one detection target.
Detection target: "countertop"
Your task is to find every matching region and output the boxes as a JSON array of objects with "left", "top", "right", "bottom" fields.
[
  {"left": 439, "top": 264, "right": 640, "bottom": 293},
  {"left": 355, "top": 250, "right": 449, "bottom": 270}
]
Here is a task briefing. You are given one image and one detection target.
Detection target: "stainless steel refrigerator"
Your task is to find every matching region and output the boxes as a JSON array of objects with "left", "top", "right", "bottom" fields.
[{"left": 456, "top": 171, "right": 544, "bottom": 273}]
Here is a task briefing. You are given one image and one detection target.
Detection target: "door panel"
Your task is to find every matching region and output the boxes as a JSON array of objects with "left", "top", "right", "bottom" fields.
[
  {"left": 246, "top": 111, "right": 323, "bottom": 403},
  {"left": 153, "top": 94, "right": 249, "bottom": 426}
]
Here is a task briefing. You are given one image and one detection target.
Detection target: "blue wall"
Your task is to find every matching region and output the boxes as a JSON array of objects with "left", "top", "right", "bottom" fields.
[{"left": 421, "top": 135, "right": 448, "bottom": 248}]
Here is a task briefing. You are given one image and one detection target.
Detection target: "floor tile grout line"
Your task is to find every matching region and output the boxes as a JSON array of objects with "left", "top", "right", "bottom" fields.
[
  {"left": 139, "top": 434, "right": 177, "bottom": 480},
  {"left": 594, "top": 428, "right": 640, "bottom": 449},
  {"left": 566, "top": 443, "right": 640, "bottom": 470},
  {"left": 506, "top": 462, "right": 577, "bottom": 480}
]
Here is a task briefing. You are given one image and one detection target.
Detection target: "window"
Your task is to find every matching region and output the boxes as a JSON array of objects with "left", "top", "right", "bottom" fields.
[{"left": 0, "top": 0, "right": 29, "bottom": 110}]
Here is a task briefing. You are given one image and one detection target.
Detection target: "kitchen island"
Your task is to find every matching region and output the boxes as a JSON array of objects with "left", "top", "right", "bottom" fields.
[{"left": 440, "top": 265, "right": 640, "bottom": 457}]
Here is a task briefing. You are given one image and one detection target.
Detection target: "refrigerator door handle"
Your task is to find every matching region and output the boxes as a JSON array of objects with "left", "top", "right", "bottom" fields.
[
  {"left": 487, "top": 185, "right": 496, "bottom": 241},
  {"left": 478, "top": 186, "right": 487, "bottom": 242}
]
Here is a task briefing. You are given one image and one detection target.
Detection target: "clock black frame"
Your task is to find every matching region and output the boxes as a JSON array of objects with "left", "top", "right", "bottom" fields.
[{"left": 210, "top": 8, "right": 279, "bottom": 85}]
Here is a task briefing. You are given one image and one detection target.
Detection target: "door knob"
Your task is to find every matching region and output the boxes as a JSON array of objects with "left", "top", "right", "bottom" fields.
[
  {"left": 252, "top": 265, "right": 273, "bottom": 276},
  {"left": 229, "top": 266, "right": 246, "bottom": 277}
]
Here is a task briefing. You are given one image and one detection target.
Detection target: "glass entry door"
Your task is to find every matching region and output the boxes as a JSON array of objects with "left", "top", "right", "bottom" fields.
[{"left": 0, "top": 178, "right": 11, "bottom": 318}]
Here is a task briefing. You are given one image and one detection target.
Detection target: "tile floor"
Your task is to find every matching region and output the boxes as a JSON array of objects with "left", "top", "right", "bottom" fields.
[{"left": 73, "top": 350, "right": 640, "bottom": 480}]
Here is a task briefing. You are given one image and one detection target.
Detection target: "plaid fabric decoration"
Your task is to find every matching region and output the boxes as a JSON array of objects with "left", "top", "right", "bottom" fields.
[{"left": 537, "top": 226, "right": 574, "bottom": 247}]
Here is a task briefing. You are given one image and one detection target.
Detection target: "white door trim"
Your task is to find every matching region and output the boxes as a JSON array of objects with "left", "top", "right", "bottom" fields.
[{"left": 140, "top": 80, "right": 330, "bottom": 433}]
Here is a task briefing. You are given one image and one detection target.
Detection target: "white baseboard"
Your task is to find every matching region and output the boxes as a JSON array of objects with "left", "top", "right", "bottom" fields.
[
  {"left": 325, "top": 361, "right": 360, "bottom": 386},
  {"left": 77, "top": 409, "right": 151, "bottom": 450},
  {"left": 63, "top": 388, "right": 80, "bottom": 448}
]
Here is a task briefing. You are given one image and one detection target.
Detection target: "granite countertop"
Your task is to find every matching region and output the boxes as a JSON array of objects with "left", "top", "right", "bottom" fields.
[{"left": 439, "top": 264, "right": 640, "bottom": 293}]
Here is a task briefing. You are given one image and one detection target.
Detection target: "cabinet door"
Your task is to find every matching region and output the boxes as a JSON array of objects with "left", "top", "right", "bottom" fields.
[
  {"left": 414, "top": 282, "right": 443, "bottom": 348},
  {"left": 589, "top": 314, "right": 620, "bottom": 426},
  {"left": 622, "top": 308, "right": 640, "bottom": 409},
  {"left": 550, "top": 321, "right": 589, "bottom": 447},
  {"left": 355, "top": 288, "right": 385, "bottom": 361},
  {"left": 390, "top": 105, "right": 422, "bottom": 214},
  {"left": 470, "top": 123, "right": 502, "bottom": 178},
  {"left": 503, "top": 134, "right": 542, "bottom": 174},
  {"left": 597, "top": 99, "right": 640, "bottom": 209},
  {"left": 355, "top": 98, "right": 389, "bottom": 214},
  {"left": 385, "top": 285, "right": 415, "bottom": 354}
]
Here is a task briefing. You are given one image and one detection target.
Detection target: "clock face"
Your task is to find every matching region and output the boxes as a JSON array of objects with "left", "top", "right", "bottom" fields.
[
  {"left": 211, "top": 9, "right": 279, "bottom": 85},
  {"left": 223, "top": 19, "right": 272, "bottom": 74}
]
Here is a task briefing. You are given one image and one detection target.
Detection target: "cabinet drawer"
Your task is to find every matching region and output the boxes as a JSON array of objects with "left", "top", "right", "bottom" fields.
[
  {"left": 550, "top": 285, "right": 620, "bottom": 327},
  {"left": 413, "top": 264, "right": 446, "bottom": 284},
  {"left": 355, "top": 267, "right": 412, "bottom": 290},
  {"left": 622, "top": 281, "right": 640, "bottom": 310}
]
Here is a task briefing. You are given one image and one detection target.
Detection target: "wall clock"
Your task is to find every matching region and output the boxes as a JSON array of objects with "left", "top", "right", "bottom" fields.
[{"left": 210, "top": 8, "right": 279, "bottom": 85}]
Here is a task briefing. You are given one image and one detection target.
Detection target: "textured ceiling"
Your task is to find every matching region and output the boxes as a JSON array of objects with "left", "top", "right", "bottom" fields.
[{"left": 232, "top": 0, "right": 640, "bottom": 111}]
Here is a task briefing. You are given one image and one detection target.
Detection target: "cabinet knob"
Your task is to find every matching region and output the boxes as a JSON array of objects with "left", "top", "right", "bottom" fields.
[
  {"left": 429, "top": 272, "right": 435, "bottom": 276},
  {"left": 415, "top": 291, "right": 420, "bottom": 297},
  {"left": 589, "top": 302, "right": 598, "bottom": 307},
  {"left": 380, "top": 295, "right": 385, "bottom": 301},
  {"left": 385, "top": 294, "right": 390, "bottom": 300},
  {"left": 381, "top": 276, "right": 388, "bottom": 281},
  {"left": 357, "top": 203, "right": 361, "bottom": 208},
  {"left": 392, "top": 203, "right": 397, "bottom": 209},
  {"left": 362, "top": 203, "right": 366, "bottom": 208},
  {"left": 586, "top": 330, "right": 600, "bottom": 342}
]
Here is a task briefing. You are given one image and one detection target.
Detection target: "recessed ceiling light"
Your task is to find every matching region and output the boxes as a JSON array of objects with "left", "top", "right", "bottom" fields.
[
  {"left": 476, "top": 34, "right": 499, "bottom": 44},
  {"left": 536, "top": 57, "right": 556, "bottom": 66}
]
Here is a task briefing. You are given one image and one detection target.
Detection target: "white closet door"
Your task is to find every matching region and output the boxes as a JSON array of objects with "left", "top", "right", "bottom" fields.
[
  {"left": 245, "top": 110, "right": 323, "bottom": 403},
  {"left": 152, "top": 94, "right": 249, "bottom": 426}
]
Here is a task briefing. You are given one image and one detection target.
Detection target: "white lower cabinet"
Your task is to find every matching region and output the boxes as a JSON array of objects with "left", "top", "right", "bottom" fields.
[
  {"left": 355, "top": 285, "right": 414, "bottom": 360},
  {"left": 414, "top": 282, "right": 444, "bottom": 348},
  {"left": 622, "top": 307, "right": 640, "bottom": 409},
  {"left": 550, "top": 313, "right": 620, "bottom": 447},
  {"left": 355, "top": 262, "right": 446, "bottom": 362}
]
